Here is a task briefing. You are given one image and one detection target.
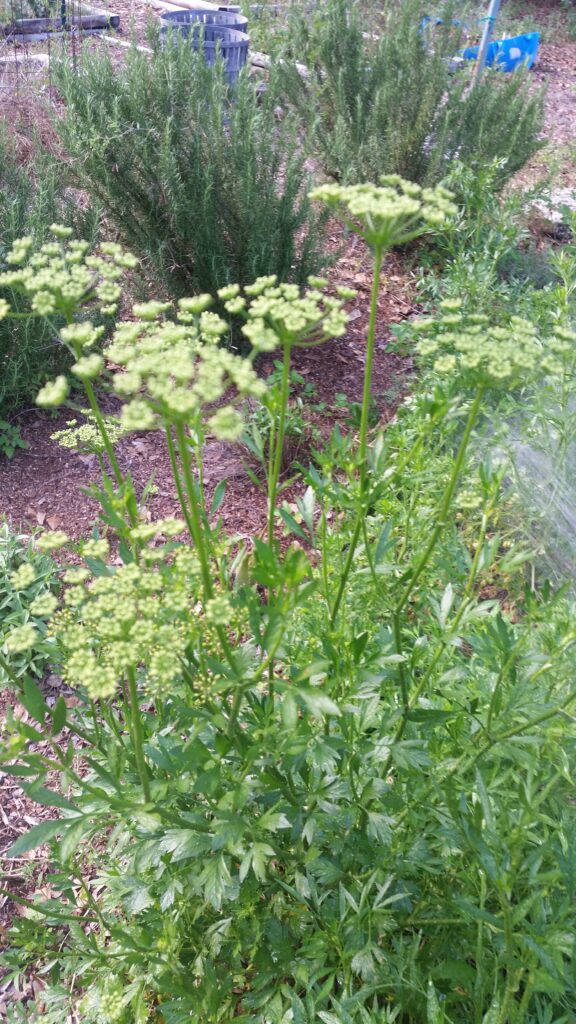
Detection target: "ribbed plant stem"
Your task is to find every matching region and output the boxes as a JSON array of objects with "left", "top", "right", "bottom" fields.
[
  {"left": 165, "top": 424, "right": 198, "bottom": 546},
  {"left": 267, "top": 341, "right": 292, "bottom": 548},
  {"left": 127, "top": 667, "right": 150, "bottom": 803},
  {"left": 330, "top": 243, "right": 384, "bottom": 627},
  {"left": 175, "top": 420, "right": 214, "bottom": 601}
]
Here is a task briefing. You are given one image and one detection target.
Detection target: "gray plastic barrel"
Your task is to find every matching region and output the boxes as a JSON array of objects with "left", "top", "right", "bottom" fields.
[
  {"left": 160, "top": 9, "right": 249, "bottom": 84},
  {"left": 164, "top": 8, "right": 249, "bottom": 32}
]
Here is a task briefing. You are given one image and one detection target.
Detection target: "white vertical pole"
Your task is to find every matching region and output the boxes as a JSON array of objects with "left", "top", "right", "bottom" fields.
[{"left": 473, "top": 0, "right": 502, "bottom": 84}]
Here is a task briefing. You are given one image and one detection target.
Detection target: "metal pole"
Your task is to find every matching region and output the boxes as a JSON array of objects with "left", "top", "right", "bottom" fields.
[{"left": 473, "top": 0, "right": 502, "bottom": 84}]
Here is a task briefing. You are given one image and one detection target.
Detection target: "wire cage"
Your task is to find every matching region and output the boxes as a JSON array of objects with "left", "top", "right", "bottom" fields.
[
  {"left": 159, "top": 8, "right": 250, "bottom": 85},
  {"left": 0, "top": 0, "right": 116, "bottom": 106}
]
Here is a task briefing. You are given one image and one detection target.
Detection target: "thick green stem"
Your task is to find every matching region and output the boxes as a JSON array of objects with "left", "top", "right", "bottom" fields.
[
  {"left": 499, "top": 899, "right": 522, "bottom": 1024},
  {"left": 330, "top": 243, "right": 384, "bottom": 626},
  {"left": 82, "top": 379, "right": 124, "bottom": 491},
  {"left": 228, "top": 686, "right": 244, "bottom": 738},
  {"left": 127, "top": 667, "right": 151, "bottom": 803},
  {"left": 267, "top": 341, "right": 292, "bottom": 548},
  {"left": 165, "top": 424, "right": 198, "bottom": 546},
  {"left": 358, "top": 244, "right": 383, "bottom": 489},
  {"left": 394, "top": 387, "right": 484, "bottom": 618},
  {"left": 474, "top": 872, "right": 487, "bottom": 1024},
  {"left": 175, "top": 421, "right": 214, "bottom": 600}
]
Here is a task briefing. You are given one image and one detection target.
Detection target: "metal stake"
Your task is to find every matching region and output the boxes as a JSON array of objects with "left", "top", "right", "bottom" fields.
[{"left": 473, "top": 0, "right": 502, "bottom": 83}]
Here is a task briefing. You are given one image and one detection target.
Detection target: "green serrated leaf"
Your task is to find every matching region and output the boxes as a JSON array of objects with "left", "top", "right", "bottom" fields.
[
  {"left": 210, "top": 479, "right": 227, "bottom": 515},
  {"left": 6, "top": 818, "right": 62, "bottom": 857},
  {"left": 51, "top": 696, "right": 67, "bottom": 735},
  {"left": 21, "top": 783, "right": 79, "bottom": 812},
  {"left": 278, "top": 507, "right": 308, "bottom": 540},
  {"left": 298, "top": 687, "right": 341, "bottom": 718},
  {"left": 21, "top": 677, "right": 48, "bottom": 723},
  {"left": 59, "top": 816, "right": 91, "bottom": 861}
]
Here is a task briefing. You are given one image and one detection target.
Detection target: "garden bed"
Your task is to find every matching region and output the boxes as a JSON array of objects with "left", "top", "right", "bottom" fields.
[
  {"left": 0, "top": 242, "right": 414, "bottom": 540},
  {"left": 1, "top": 2, "right": 576, "bottom": 1020}
]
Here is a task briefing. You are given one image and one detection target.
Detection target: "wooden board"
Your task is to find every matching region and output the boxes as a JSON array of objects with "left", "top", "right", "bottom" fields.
[
  {"left": 153, "top": 0, "right": 220, "bottom": 10},
  {"left": 2, "top": 12, "right": 120, "bottom": 34}
]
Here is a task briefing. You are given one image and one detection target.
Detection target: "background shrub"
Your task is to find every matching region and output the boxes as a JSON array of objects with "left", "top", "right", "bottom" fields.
[
  {"left": 0, "top": 131, "right": 70, "bottom": 416},
  {"left": 279, "top": 0, "right": 544, "bottom": 186},
  {"left": 53, "top": 37, "right": 328, "bottom": 304}
]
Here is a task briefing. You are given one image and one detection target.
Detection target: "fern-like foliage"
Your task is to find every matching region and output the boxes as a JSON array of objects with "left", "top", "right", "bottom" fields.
[{"left": 54, "top": 33, "right": 328, "bottom": 301}]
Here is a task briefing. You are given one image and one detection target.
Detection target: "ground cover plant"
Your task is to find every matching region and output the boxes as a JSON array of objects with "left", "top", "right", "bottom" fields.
[
  {"left": 0, "top": 520, "right": 61, "bottom": 689},
  {"left": 412, "top": 160, "right": 559, "bottom": 318},
  {"left": 278, "top": 0, "right": 544, "bottom": 187},
  {"left": 53, "top": 35, "right": 327, "bottom": 307},
  {"left": 1, "top": 177, "right": 576, "bottom": 1023}
]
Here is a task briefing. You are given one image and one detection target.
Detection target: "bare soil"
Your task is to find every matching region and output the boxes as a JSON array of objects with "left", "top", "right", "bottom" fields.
[{"left": 0, "top": 239, "right": 414, "bottom": 541}]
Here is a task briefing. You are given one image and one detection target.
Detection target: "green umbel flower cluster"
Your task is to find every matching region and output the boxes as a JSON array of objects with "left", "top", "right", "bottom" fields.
[
  {"left": 106, "top": 312, "right": 264, "bottom": 433},
  {"left": 0, "top": 232, "right": 136, "bottom": 321},
  {"left": 4, "top": 622, "right": 38, "bottom": 654},
  {"left": 51, "top": 412, "right": 125, "bottom": 456},
  {"left": 414, "top": 300, "right": 576, "bottom": 387},
  {"left": 310, "top": 176, "right": 457, "bottom": 249},
  {"left": 237, "top": 276, "right": 351, "bottom": 352},
  {"left": 49, "top": 543, "right": 240, "bottom": 700},
  {"left": 22, "top": 246, "right": 352, "bottom": 440}
]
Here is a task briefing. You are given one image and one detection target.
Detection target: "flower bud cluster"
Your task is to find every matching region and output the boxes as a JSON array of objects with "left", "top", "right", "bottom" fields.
[
  {"left": 49, "top": 542, "right": 240, "bottom": 700},
  {"left": 239, "top": 276, "right": 351, "bottom": 352},
  {"left": 51, "top": 412, "right": 125, "bottom": 456},
  {"left": 10, "top": 563, "right": 37, "bottom": 591},
  {"left": 4, "top": 623, "right": 38, "bottom": 654},
  {"left": 29, "top": 592, "right": 60, "bottom": 617},
  {"left": 0, "top": 228, "right": 135, "bottom": 324},
  {"left": 413, "top": 300, "right": 575, "bottom": 387},
  {"left": 35, "top": 530, "right": 70, "bottom": 553},
  {"left": 106, "top": 311, "right": 265, "bottom": 434},
  {"left": 98, "top": 978, "right": 125, "bottom": 1022},
  {"left": 310, "top": 175, "right": 456, "bottom": 249},
  {"left": 17, "top": 225, "right": 356, "bottom": 440}
]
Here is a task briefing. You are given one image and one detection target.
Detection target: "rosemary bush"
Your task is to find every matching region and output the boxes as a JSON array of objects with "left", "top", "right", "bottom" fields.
[
  {"left": 279, "top": 0, "right": 544, "bottom": 186},
  {"left": 1, "top": 181, "right": 576, "bottom": 1023},
  {"left": 0, "top": 131, "right": 71, "bottom": 415},
  {"left": 53, "top": 37, "right": 327, "bottom": 304}
]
